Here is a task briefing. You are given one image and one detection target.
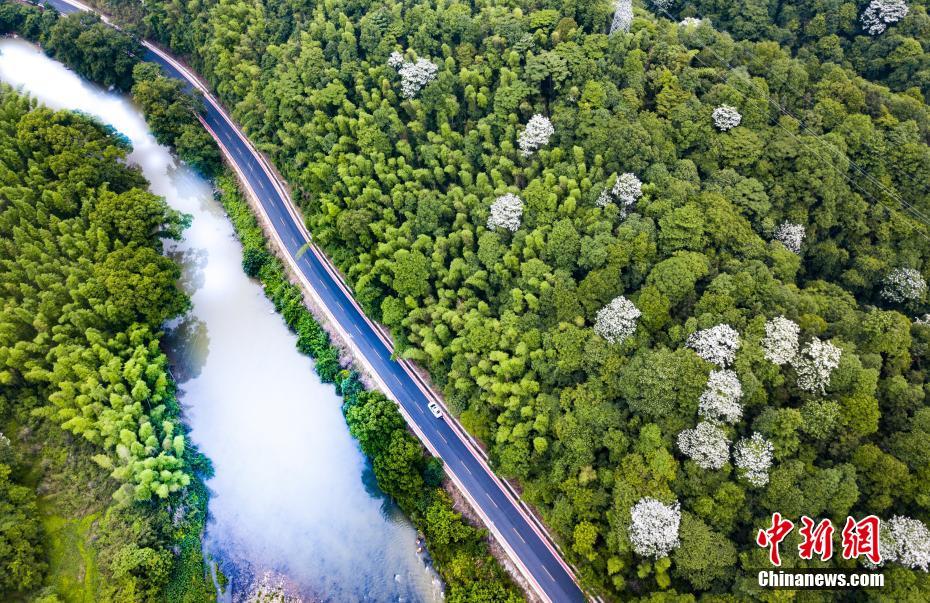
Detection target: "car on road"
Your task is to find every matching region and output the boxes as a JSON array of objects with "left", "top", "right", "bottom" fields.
[{"left": 427, "top": 401, "right": 443, "bottom": 419}]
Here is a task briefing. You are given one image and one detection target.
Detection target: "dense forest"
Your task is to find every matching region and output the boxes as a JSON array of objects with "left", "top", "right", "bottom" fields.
[
  {"left": 6, "top": 0, "right": 930, "bottom": 599},
  {"left": 0, "top": 85, "right": 212, "bottom": 599},
  {"left": 65, "top": 0, "right": 930, "bottom": 598},
  {"left": 674, "top": 0, "right": 930, "bottom": 101}
]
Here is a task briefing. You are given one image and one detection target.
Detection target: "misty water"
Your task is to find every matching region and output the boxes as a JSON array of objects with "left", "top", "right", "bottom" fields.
[{"left": 0, "top": 38, "right": 443, "bottom": 602}]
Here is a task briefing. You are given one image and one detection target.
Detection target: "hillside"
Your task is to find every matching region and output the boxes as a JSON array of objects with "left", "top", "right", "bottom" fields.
[{"left": 65, "top": 0, "right": 930, "bottom": 597}]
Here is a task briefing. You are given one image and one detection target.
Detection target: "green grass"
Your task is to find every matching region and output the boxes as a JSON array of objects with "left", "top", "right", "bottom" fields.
[{"left": 37, "top": 502, "right": 99, "bottom": 603}]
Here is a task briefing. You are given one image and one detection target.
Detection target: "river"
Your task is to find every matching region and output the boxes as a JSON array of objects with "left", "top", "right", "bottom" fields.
[{"left": 0, "top": 37, "right": 443, "bottom": 602}]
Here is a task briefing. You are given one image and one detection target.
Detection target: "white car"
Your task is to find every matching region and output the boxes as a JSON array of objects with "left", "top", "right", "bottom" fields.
[{"left": 427, "top": 401, "right": 443, "bottom": 419}]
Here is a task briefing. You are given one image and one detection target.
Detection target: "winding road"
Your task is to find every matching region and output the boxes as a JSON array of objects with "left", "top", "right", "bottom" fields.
[{"left": 41, "top": 0, "right": 586, "bottom": 601}]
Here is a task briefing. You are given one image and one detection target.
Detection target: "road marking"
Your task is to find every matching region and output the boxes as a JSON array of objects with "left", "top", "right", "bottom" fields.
[
  {"left": 463, "top": 464, "right": 472, "bottom": 475},
  {"left": 486, "top": 492, "right": 499, "bottom": 508},
  {"left": 512, "top": 527, "right": 526, "bottom": 543},
  {"left": 438, "top": 432, "right": 448, "bottom": 444},
  {"left": 543, "top": 566, "right": 556, "bottom": 582}
]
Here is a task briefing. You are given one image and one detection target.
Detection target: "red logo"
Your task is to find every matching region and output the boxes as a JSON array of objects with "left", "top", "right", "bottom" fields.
[
  {"left": 756, "top": 514, "right": 882, "bottom": 565},
  {"left": 798, "top": 516, "right": 835, "bottom": 561},
  {"left": 757, "top": 513, "right": 795, "bottom": 566},
  {"left": 841, "top": 515, "right": 882, "bottom": 564}
]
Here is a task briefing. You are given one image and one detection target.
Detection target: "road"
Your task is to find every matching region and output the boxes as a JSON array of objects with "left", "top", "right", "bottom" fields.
[{"left": 43, "top": 0, "right": 586, "bottom": 601}]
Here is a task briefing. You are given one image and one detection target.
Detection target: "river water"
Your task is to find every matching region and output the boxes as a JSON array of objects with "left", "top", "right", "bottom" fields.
[{"left": 0, "top": 37, "right": 443, "bottom": 602}]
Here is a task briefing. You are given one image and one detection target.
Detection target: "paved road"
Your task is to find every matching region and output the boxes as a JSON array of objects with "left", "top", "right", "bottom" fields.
[{"left": 43, "top": 0, "right": 586, "bottom": 600}]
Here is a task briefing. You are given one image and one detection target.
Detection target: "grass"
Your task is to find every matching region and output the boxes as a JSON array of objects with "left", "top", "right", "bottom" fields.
[{"left": 37, "top": 501, "right": 99, "bottom": 603}]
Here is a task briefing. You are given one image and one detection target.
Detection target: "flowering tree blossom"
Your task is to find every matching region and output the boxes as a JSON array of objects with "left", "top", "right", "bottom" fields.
[
  {"left": 596, "top": 187, "right": 613, "bottom": 208},
  {"left": 698, "top": 369, "right": 743, "bottom": 424},
  {"left": 687, "top": 324, "right": 740, "bottom": 366},
  {"left": 594, "top": 296, "right": 641, "bottom": 344},
  {"left": 612, "top": 172, "right": 643, "bottom": 205},
  {"left": 596, "top": 173, "right": 643, "bottom": 216},
  {"left": 881, "top": 268, "right": 927, "bottom": 304},
  {"left": 861, "top": 0, "right": 909, "bottom": 35},
  {"left": 387, "top": 51, "right": 405, "bottom": 69},
  {"left": 650, "top": 0, "right": 675, "bottom": 11},
  {"left": 629, "top": 497, "right": 681, "bottom": 558},
  {"left": 733, "top": 433, "right": 774, "bottom": 487},
  {"left": 518, "top": 114, "right": 555, "bottom": 157},
  {"left": 487, "top": 193, "right": 524, "bottom": 232},
  {"left": 762, "top": 316, "right": 800, "bottom": 366},
  {"left": 712, "top": 104, "right": 742, "bottom": 131},
  {"left": 388, "top": 52, "right": 438, "bottom": 98},
  {"left": 679, "top": 17, "right": 703, "bottom": 28},
  {"left": 793, "top": 338, "right": 842, "bottom": 395},
  {"left": 773, "top": 222, "right": 805, "bottom": 254},
  {"left": 883, "top": 516, "right": 930, "bottom": 571},
  {"left": 610, "top": 0, "right": 633, "bottom": 34},
  {"left": 678, "top": 421, "right": 730, "bottom": 469}
]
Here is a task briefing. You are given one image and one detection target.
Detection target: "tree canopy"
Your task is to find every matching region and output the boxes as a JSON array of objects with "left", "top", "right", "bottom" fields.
[{"left": 27, "top": 0, "right": 930, "bottom": 597}]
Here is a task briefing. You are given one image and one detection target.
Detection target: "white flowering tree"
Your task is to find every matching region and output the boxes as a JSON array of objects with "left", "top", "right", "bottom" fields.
[
  {"left": 610, "top": 0, "right": 633, "bottom": 34},
  {"left": 596, "top": 173, "right": 643, "bottom": 216},
  {"left": 678, "top": 422, "right": 730, "bottom": 469},
  {"left": 773, "top": 222, "right": 805, "bottom": 254},
  {"left": 687, "top": 324, "right": 740, "bottom": 366},
  {"left": 679, "top": 17, "right": 703, "bottom": 28},
  {"left": 881, "top": 268, "right": 927, "bottom": 304},
  {"left": 712, "top": 105, "right": 742, "bottom": 131},
  {"left": 594, "top": 296, "right": 641, "bottom": 344},
  {"left": 792, "top": 338, "right": 842, "bottom": 395},
  {"left": 733, "top": 433, "right": 774, "bottom": 487},
  {"left": 762, "top": 316, "right": 800, "bottom": 366},
  {"left": 387, "top": 51, "right": 405, "bottom": 69},
  {"left": 613, "top": 172, "right": 643, "bottom": 205},
  {"left": 518, "top": 114, "right": 554, "bottom": 157},
  {"left": 883, "top": 516, "right": 930, "bottom": 571},
  {"left": 698, "top": 369, "right": 744, "bottom": 424},
  {"left": 629, "top": 498, "right": 681, "bottom": 558},
  {"left": 388, "top": 52, "right": 438, "bottom": 98},
  {"left": 487, "top": 193, "right": 523, "bottom": 232},
  {"left": 861, "top": 0, "right": 909, "bottom": 35}
]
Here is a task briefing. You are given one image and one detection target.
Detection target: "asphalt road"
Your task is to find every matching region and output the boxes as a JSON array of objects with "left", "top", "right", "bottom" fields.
[{"left": 43, "top": 1, "right": 586, "bottom": 600}]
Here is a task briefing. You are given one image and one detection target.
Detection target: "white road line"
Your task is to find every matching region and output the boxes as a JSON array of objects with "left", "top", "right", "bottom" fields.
[
  {"left": 543, "top": 566, "right": 556, "bottom": 582},
  {"left": 513, "top": 527, "right": 526, "bottom": 543},
  {"left": 486, "top": 492, "right": 499, "bottom": 508}
]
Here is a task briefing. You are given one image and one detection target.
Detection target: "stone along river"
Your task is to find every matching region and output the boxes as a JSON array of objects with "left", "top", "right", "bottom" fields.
[{"left": 0, "top": 38, "right": 444, "bottom": 602}]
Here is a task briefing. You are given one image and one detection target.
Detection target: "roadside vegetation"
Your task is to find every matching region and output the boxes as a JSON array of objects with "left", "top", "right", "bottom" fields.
[
  {"left": 73, "top": 0, "right": 930, "bottom": 598},
  {"left": 2, "top": 5, "right": 520, "bottom": 600},
  {"left": 215, "top": 174, "right": 522, "bottom": 602}
]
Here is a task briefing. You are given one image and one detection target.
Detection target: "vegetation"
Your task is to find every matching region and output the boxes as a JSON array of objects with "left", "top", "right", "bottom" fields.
[
  {"left": 74, "top": 0, "right": 930, "bottom": 598},
  {"left": 0, "top": 85, "right": 212, "bottom": 600},
  {"left": 0, "top": 5, "right": 221, "bottom": 176},
  {"left": 214, "top": 173, "right": 522, "bottom": 601},
  {"left": 669, "top": 0, "right": 930, "bottom": 101}
]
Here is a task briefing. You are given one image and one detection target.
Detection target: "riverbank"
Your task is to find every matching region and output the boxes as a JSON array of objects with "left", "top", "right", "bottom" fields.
[
  {"left": 213, "top": 172, "right": 523, "bottom": 601},
  {"left": 0, "top": 31, "right": 442, "bottom": 601}
]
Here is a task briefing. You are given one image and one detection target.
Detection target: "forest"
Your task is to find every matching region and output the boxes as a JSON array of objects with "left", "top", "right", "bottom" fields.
[
  {"left": 0, "top": 82, "right": 211, "bottom": 600},
  {"left": 70, "top": 0, "right": 930, "bottom": 598},
  {"left": 3, "top": 0, "right": 930, "bottom": 599}
]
